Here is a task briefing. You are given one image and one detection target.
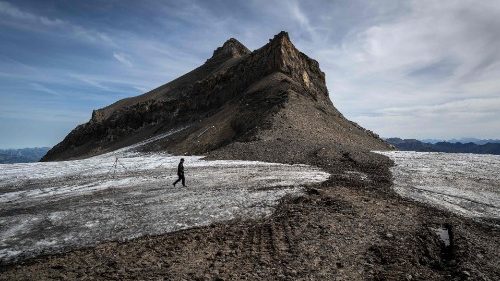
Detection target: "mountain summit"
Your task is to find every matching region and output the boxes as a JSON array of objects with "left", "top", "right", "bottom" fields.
[
  {"left": 42, "top": 31, "right": 391, "bottom": 161},
  {"left": 208, "top": 38, "right": 250, "bottom": 63}
]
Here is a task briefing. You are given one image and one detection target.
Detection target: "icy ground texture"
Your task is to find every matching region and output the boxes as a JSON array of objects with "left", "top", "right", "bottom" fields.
[
  {"left": 377, "top": 151, "right": 500, "bottom": 222},
  {"left": 0, "top": 140, "right": 329, "bottom": 263}
]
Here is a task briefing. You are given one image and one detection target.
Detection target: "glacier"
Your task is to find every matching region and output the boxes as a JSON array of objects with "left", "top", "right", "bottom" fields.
[
  {"left": 0, "top": 132, "right": 329, "bottom": 263},
  {"left": 377, "top": 151, "right": 500, "bottom": 223}
]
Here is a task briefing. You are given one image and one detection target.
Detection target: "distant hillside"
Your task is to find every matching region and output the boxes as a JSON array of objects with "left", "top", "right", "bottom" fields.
[
  {"left": 0, "top": 147, "right": 51, "bottom": 164},
  {"left": 386, "top": 138, "right": 500, "bottom": 155},
  {"left": 421, "top": 138, "right": 500, "bottom": 145}
]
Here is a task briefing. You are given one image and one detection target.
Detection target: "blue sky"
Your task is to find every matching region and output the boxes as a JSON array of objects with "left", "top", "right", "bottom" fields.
[{"left": 1, "top": 0, "right": 500, "bottom": 148}]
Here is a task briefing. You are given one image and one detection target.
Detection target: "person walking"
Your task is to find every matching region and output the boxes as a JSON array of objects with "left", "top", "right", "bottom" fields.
[{"left": 173, "top": 158, "right": 186, "bottom": 187}]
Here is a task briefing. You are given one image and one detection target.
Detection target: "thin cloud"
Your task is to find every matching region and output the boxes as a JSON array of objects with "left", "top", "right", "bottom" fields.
[
  {"left": 69, "top": 74, "right": 114, "bottom": 92},
  {"left": 113, "top": 52, "right": 133, "bottom": 67},
  {"left": 133, "top": 86, "right": 149, "bottom": 93},
  {"left": 30, "top": 82, "right": 60, "bottom": 97},
  {"left": 0, "top": 1, "right": 64, "bottom": 26},
  {"left": 377, "top": 97, "right": 500, "bottom": 117},
  {"left": 0, "top": 1, "right": 114, "bottom": 45},
  {"left": 287, "top": 0, "right": 317, "bottom": 40}
]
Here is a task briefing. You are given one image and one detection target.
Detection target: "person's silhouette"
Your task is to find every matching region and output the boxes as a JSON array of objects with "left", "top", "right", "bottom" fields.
[{"left": 173, "top": 158, "right": 186, "bottom": 187}]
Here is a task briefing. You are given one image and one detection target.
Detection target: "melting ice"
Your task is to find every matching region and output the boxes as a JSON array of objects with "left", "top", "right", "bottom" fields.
[
  {"left": 0, "top": 132, "right": 329, "bottom": 263},
  {"left": 377, "top": 151, "right": 500, "bottom": 222}
]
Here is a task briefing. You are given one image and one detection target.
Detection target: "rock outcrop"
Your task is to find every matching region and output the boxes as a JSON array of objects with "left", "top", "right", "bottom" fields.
[{"left": 42, "top": 31, "right": 391, "bottom": 161}]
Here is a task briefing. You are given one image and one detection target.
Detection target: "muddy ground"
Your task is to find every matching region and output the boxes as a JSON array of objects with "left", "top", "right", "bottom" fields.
[{"left": 1, "top": 140, "right": 499, "bottom": 280}]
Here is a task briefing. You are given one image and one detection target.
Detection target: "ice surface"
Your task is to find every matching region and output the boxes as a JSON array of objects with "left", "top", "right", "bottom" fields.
[
  {"left": 376, "top": 151, "right": 500, "bottom": 222},
  {"left": 0, "top": 132, "right": 329, "bottom": 263}
]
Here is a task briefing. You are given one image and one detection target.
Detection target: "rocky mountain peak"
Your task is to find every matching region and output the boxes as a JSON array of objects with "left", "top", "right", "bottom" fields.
[
  {"left": 258, "top": 31, "right": 328, "bottom": 101},
  {"left": 42, "top": 31, "right": 391, "bottom": 161},
  {"left": 269, "top": 31, "right": 292, "bottom": 44},
  {"left": 208, "top": 38, "right": 250, "bottom": 62}
]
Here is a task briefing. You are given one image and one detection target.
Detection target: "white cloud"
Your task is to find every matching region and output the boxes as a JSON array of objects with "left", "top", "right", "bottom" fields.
[
  {"left": 133, "top": 86, "right": 149, "bottom": 93},
  {"left": 308, "top": 0, "right": 500, "bottom": 139},
  {"left": 377, "top": 97, "right": 500, "bottom": 117},
  {"left": 0, "top": 1, "right": 113, "bottom": 45},
  {"left": 113, "top": 52, "right": 133, "bottom": 67},
  {"left": 0, "top": 1, "right": 63, "bottom": 26},
  {"left": 286, "top": 0, "right": 317, "bottom": 40},
  {"left": 69, "top": 74, "right": 113, "bottom": 92},
  {"left": 30, "top": 82, "right": 60, "bottom": 96}
]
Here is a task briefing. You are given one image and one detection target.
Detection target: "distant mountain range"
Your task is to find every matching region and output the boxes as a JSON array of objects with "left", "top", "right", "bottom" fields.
[
  {"left": 0, "top": 147, "right": 50, "bottom": 164},
  {"left": 420, "top": 138, "right": 500, "bottom": 145},
  {"left": 386, "top": 138, "right": 500, "bottom": 155}
]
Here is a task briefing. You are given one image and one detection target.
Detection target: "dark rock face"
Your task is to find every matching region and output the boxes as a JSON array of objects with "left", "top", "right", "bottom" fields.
[{"left": 42, "top": 31, "right": 391, "bottom": 161}]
